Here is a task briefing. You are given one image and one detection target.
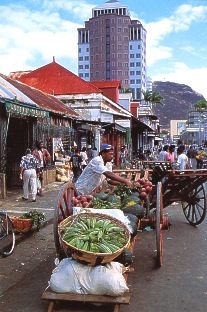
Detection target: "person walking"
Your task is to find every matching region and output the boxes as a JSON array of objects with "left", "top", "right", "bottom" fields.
[
  {"left": 70, "top": 148, "right": 83, "bottom": 183},
  {"left": 187, "top": 145, "right": 196, "bottom": 168},
  {"left": 177, "top": 146, "right": 188, "bottom": 170},
  {"left": 19, "top": 148, "right": 40, "bottom": 202},
  {"left": 32, "top": 140, "right": 51, "bottom": 196}
]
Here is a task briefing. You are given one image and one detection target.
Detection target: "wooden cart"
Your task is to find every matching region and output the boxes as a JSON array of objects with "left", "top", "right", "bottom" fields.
[
  {"left": 42, "top": 183, "right": 133, "bottom": 312},
  {"left": 113, "top": 163, "right": 207, "bottom": 266}
]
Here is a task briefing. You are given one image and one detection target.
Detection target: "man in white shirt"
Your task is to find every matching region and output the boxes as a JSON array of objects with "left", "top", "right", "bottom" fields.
[{"left": 75, "top": 144, "right": 133, "bottom": 195}]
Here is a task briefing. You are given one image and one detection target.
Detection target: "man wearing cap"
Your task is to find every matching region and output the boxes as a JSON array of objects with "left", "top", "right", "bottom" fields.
[{"left": 75, "top": 144, "right": 134, "bottom": 195}]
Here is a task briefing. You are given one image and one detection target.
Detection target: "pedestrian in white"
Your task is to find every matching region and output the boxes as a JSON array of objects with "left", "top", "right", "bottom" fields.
[
  {"left": 177, "top": 146, "right": 188, "bottom": 170},
  {"left": 19, "top": 148, "right": 40, "bottom": 202}
]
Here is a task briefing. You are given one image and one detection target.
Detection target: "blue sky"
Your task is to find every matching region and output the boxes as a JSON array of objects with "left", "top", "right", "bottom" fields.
[{"left": 0, "top": 0, "right": 207, "bottom": 99}]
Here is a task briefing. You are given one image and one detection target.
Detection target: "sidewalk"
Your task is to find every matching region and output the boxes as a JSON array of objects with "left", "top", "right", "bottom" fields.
[{"left": 0, "top": 181, "right": 64, "bottom": 244}]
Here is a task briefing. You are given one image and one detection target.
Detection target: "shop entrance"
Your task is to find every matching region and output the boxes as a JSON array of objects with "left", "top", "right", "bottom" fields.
[{"left": 6, "top": 117, "right": 34, "bottom": 187}]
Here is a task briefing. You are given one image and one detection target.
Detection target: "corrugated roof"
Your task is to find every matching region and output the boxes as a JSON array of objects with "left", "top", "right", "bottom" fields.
[
  {"left": 1, "top": 74, "right": 79, "bottom": 118},
  {"left": 0, "top": 75, "right": 37, "bottom": 106},
  {"left": 16, "top": 61, "right": 102, "bottom": 96}
]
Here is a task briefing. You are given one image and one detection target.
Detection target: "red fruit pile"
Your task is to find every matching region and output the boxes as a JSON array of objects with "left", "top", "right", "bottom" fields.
[
  {"left": 134, "top": 178, "right": 153, "bottom": 200},
  {"left": 72, "top": 194, "right": 93, "bottom": 208}
]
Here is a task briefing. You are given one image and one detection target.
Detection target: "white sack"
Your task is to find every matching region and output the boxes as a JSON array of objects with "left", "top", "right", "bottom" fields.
[{"left": 49, "top": 257, "right": 129, "bottom": 296}]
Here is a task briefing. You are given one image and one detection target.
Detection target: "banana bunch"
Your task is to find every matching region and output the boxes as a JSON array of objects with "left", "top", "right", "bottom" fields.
[{"left": 60, "top": 216, "right": 128, "bottom": 253}]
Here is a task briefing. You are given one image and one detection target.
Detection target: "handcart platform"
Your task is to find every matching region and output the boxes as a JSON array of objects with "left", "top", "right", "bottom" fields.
[{"left": 42, "top": 287, "right": 130, "bottom": 312}]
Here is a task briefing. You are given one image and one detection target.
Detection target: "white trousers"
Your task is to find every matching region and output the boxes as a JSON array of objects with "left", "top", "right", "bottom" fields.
[{"left": 23, "top": 169, "right": 37, "bottom": 200}]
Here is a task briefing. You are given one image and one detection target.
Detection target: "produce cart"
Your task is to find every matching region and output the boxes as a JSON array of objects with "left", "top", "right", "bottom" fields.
[{"left": 42, "top": 183, "right": 133, "bottom": 312}]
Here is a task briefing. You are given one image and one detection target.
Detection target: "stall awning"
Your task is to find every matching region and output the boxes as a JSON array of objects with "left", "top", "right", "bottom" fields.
[
  {"left": 5, "top": 102, "right": 49, "bottom": 118},
  {"left": 114, "top": 123, "right": 127, "bottom": 133}
]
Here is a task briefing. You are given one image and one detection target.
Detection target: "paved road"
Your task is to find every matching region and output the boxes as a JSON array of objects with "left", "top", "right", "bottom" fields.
[{"left": 0, "top": 184, "right": 207, "bottom": 312}]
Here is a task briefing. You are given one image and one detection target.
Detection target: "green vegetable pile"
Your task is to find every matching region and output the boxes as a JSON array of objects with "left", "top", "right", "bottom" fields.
[
  {"left": 22, "top": 210, "right": 46, "bottom": 230},
  {"left": 60, "top": 215, "right": 128, "bottom": 253}
]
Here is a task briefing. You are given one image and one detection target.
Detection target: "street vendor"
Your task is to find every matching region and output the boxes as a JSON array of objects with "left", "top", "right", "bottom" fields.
[{"left": 74, "top": 144, "right": 134, "bottom": 194}]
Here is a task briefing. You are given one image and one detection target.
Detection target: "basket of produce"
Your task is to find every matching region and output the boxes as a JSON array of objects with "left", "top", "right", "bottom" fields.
[
  {"left": 10, "top": 216, "right": 33, "bottom": 233},
  {"left": 58, "top": 212, "right": 131, "bottom": 266}
]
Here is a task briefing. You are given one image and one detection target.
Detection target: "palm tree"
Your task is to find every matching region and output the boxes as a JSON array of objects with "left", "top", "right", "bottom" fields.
[
  {"left": 141, "top": 90, "right": 164, "bottom": 112},
  {"left": 194, "top": 100, "right": 207, "bottom": 145},
  {"left": 142, "top": 90, "right": 152, "bottom": 105},
  {"left": 150, "top": 91, "right": 164, "bottom": 107}
]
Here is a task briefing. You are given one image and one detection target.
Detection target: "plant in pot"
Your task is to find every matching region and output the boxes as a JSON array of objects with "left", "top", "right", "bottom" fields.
[
  {"left": 21, "top": 210, "right": 46, "bottom": 231},
  {"left": 11, "top": 210, "right": 46, "bottom": 233}
]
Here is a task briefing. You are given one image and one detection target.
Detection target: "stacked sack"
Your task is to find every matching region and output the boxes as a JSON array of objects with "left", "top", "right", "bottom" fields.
[{"left": 56, "top": 167, "right": 70, "bottom": 183}]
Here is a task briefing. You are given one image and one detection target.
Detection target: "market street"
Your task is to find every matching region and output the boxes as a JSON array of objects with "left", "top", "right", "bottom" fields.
[{"left": 0, "top": 184, "right": 207, "bottom": 312}]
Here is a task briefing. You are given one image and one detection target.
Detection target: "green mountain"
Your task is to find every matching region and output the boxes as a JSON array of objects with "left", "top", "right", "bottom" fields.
[{"left": 152, "top": 81, "right": 205, "bottom": 129}]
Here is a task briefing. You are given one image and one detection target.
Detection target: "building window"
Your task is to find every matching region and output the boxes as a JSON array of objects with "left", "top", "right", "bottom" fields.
[
  {"left": 138, "top": 45, "right": 140, "bottom": 49},
  {"left": 118, "top": 71, "right": 122, "bottom": 76},
  {"left": 130, "top": 45, "right": 132, "bottom": 50},
  {"left": 118, "top": 45, "right": 122, "bottom": 50},
  {"left": 86, "top": 48, "right": 89, "bottom": 52},
  {"left": 130, "top": 62, "right": 135, "bottom": 67},
  {"left": 79, "top": 48, "right": 81, "bottom": 53},
  {"left": 136, "top": 71, "right": 141, "bottom": 75},
  {"left": 136, "top": 53, "right": 141, "bottom": 58},
  {"left": 124, "top": 79, "right": 128, "bottom": 84},
  {"left": 85, "top": 73, "right": 89, "bottom": 77},
  {"left": 118, "top": 53, "right": 122, "bottom": 58},
  {"left": 79, "top": 65, "right": 83, "bottom": 69},
  {"left": 130, "top": 71, "right": 135, "bottom": 75},
  {"left": 136, "top": 62, "right": 141, "bottom": 67},
  {"left": 118, "top": 62, "right": 122, "bottom": 68},
  {"left": 130, "top": 54, "right": 134, "bottom": 58},
  {"left": 85, "top": 56, "right": 89, "bottom": 61},
  {"left": 79, "top": 73, "right": 83, "bottom": 77},
  {"left": 85, "top": 65, "right": 89, "bottom": 69},
  {"left": 130, "top": 80, "right": 135, "bottom": 84},
  {"left": 79, "top": 56, "right": 83, "bottom": 61},
  {"left": 136, "top": 79, "right": 141, "bottom": 84}
]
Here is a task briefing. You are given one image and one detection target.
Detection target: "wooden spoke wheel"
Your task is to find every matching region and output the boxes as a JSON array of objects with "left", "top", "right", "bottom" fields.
[
  {"left": 53, "top": 183, "right": 78, "bottom": 259},
  {"left": 156, "top": 182, "right": 163, "bottom": 267},
  {"left": 182, "top": 183, "right": 207, "bottom": 226}
]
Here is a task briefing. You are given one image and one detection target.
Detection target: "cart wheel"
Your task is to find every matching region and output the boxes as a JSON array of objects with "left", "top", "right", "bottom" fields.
[
  {"left": 182, "top": 183, "right": 207, "bottom": 226},
  {"left": 156, "top": 182, "right": 163, "bottom": 267},
  {"left": 53, "top": 183, "right": 78, "bottom": 259}
]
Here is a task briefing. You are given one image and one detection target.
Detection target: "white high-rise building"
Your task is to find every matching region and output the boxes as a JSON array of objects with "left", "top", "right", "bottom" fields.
[{"left": 77, "top": 0, "right": 147, "bottom": 100}]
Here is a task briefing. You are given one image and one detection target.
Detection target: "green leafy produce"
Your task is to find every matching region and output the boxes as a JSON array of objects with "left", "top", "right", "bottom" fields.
[
  {"left": 114, "top": 185, "right": 132, "bottom": 198},
  {"left": 22, "top": 210, "right": 46, "bottom": 230},
  {"left": 91, "top": 197, "right": 121, "bottom": 209}
]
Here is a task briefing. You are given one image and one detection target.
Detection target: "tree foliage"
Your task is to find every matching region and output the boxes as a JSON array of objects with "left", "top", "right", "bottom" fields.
[{"left": 142, "top": 90, "right": 164, "bottom": 106}]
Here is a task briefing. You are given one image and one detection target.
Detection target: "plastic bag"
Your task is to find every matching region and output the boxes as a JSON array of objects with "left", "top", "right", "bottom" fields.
[
  {"left": 49, "top": 258, "right": 129, "bottom": 296},
  {"left": 36, "top": 178, "right": 41, "bottom": 189}
]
